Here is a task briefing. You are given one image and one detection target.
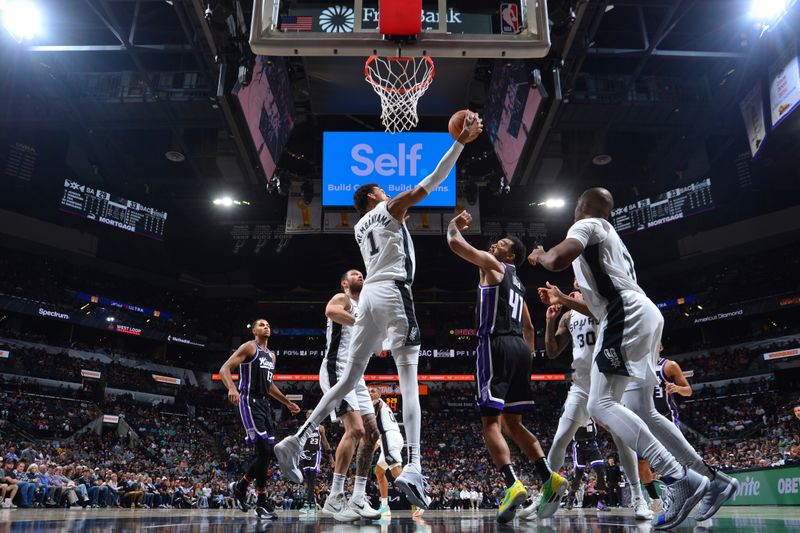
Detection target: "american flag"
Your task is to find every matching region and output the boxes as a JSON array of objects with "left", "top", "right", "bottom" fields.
[{"left": 280, "top": 15, "right": 313, "bottom": 31}]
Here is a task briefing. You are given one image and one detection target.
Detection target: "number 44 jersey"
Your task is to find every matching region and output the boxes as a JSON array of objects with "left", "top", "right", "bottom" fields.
[{"left": 476, "top": 263, "right": 525, "bottom": 337}]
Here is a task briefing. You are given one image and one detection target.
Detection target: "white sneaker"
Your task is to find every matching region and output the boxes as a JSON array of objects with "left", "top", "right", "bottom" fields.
[
  {"left": 322, "top": 492, "right": 348, "bottom": 516},
  {"left": 333, "top": 503, "right": 361, "bottom": 522},
  {"left": 650, "top": 497, "right": 663, "bottom": 514},
  {"left": 346, "top": 493, "right": 382, "bottom": 520},
  {"left": 395, "top": 464, "right": 430, "bottom": 510},
  {"left": 273, "top": 435, "right": 304, "bottom": 484},
  {"left": 516, "top": 495, "right": 540, "bottom": 520},
  {"left": 652, "top": 469, "right": 710, "bottom": 530},
  {"left": 694, "top": 471, "right": 739, "bottom": 521},
  {"left": 634, "top": 496, "right": 654, "bottom": 520}
]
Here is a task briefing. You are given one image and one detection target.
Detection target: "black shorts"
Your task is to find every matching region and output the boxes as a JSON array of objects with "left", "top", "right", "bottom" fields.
[
  {"left": 573, "top": 440, "right": 604, "bottom": 469},
  {"left": 476, "top": 335, "right": 534, "bottom": 415},
  {"left": 239, "top": 396, "right": 276, "bottom": 445},
  {"left": 300, "top": 449, "right": 321, "bottom": 473}
]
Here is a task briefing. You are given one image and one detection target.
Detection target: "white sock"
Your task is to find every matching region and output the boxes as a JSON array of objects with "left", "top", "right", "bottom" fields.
[
  {"left": 631, "top": 482, "right": 644, "bottom": 501},
  {"left": 331, "top": 473, "right": 345, "bottom": 496},
  {"left": 394, "top": 353, "right": 422, "bottom": 469},
  {"left": 353, "top": 476, "right": 367, "bottom": 499},
  {"left": 380, "top": 497, "right": 388, "bottom": 506}
]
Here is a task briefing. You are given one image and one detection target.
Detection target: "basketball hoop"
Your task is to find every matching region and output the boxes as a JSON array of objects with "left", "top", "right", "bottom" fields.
[{"left": 365, "top": 55, "right": 435, "bottom": 133}]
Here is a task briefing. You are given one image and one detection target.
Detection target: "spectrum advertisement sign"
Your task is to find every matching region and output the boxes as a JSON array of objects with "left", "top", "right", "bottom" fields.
[{"left": 322, "top": 132, "right": 456, "bottom": 208}]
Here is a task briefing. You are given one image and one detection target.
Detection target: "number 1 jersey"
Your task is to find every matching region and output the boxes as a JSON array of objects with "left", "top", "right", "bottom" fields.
[
  {"left": 476, "top": 263, "right": 525, "bottom": 337},
  {"left": 354, "top": 201, "right": 416, "bottom": 285}
]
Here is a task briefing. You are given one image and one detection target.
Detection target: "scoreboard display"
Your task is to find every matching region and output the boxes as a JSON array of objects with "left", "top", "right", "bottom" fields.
[
  {"left": 60, "top": 179, "right": 167, "bottom": 240},
  {"left": 610, "top": 178, "right": 713, "bottom": 235}
]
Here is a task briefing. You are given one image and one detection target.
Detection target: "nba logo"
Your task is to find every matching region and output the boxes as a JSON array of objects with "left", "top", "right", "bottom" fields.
[{"left": 500, "top": 3, "right": 519, "bottom": 34}]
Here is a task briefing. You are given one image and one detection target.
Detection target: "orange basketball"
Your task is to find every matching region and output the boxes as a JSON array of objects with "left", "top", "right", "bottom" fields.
[{"left": 448, "top": 109, "right": 481, "bottom": 143}]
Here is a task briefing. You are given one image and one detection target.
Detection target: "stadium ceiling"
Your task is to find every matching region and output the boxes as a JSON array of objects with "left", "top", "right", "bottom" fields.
[{"left": 0, "top": 0, "right": 791, "bottom": 210}]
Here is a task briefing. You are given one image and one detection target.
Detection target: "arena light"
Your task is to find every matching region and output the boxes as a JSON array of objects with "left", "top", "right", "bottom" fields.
[
  {"left": 750, "top": 0, "right": 790, "bottom": 21},
  {"left": 1, "top": 0, "right": 42, "bottom": 42},
  {"left": 213, "top": 196, "right": 249, "bottom": 207},
  {"left": 536, "top": 198, "right": 565, "bottom": 208}
]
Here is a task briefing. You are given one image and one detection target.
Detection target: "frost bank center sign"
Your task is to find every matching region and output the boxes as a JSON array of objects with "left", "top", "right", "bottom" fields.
[{"left": 288, "top": 5, "right": 491, "bottom": 34}]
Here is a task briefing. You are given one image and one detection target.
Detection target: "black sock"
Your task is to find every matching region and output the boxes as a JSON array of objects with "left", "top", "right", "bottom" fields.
[
  {"left": 500, "top": 464, "right": 518, "bottom": 488},
  {"left": 257, "top": 492, "right": 267, "bottom": 505},
  {"left": 645, "top": 482, "right": 659, "bottom": 500},
  {"left": 534, "top": 457, "right": 552, "bottom": 482}
]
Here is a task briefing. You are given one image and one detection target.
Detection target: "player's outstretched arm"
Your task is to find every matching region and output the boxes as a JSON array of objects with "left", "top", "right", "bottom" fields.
[
  {"left": 446, "top": 210, "right": 502, "bottom": 272},
  {"left": 664, "top": 360, "right": 692, "bottom": 397},
  {"left": 544, "top": 307, "right": 571, "bottom": 359},
  {"left": 219, "top": 342, "right": 256, "bottom": 405},
  {"left": 325, "top": 293, "right": 356, "bottom": 326},
  {"left": 538, "top": 282, "right": 596, "bottom": 320},
  {"left": 527, "top": 239, "right": 584, "bottom": 272},
  {"left": 387, "top": 113, "right": 482, "bottom": 220}
]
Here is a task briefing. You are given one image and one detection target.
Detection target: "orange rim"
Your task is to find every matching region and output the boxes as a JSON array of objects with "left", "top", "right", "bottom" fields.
[{"left": 365, "top": 55, "right": 435, "bottom": 95}]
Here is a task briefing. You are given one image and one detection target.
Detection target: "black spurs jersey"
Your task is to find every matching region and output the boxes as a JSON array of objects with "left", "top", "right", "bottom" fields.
[
  {"left": 237, "top": 341, "right": 275, "bottom": 398},
  {"left": 476, "top": 263, "right": 526, "bottom": 337}
]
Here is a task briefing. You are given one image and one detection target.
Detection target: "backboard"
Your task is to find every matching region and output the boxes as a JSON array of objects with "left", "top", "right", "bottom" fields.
[{"left": 250, "top": 0, "right": 550, "bottom": 58}]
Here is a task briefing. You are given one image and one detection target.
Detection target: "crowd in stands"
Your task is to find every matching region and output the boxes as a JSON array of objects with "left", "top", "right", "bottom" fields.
[{"left": 0, "top": 337, "right": 183, "bottom": 395}]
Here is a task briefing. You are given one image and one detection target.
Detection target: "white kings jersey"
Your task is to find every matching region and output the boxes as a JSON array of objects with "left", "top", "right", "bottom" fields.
[
  {"left": 566, "top": 218, "right": 646, "bottom": 322},
  {"left": 323, "top": 297, "right": 358, "bottom": 365},
  {"left": 568, "top": 309, "right": 598, "bottom": 387},
  {"left": 375, "top": 399, "right": 402, "bottom": 435},
  {"left": 354, "top": 201, "right": 416, "bottom": 285}
]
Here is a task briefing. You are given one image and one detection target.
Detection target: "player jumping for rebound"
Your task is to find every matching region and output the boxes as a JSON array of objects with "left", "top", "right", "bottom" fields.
[
  {"left": 318, "top": 269, "right": 381, "bottom": 521},
  {"left": 529, "top": 187, "right": 736, "bottom": 529},
  {"left": 445, "top": 210, "right": 568, "bottom": 523},
  {"left": 540, "top": 282, "right": 653, "bottom": 520},
  {"left": 274, "top": 112, "right": 484, "bottom": 511},
  {"left": 219, "top": 319, "right": 300, "bottom": 520}
]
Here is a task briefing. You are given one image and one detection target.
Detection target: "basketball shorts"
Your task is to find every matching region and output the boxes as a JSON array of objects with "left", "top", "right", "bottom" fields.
[
  {"left": 300, "top": 447, "right": 322, "bottom": 473},
  {"left": 476, "top": 334, "right": 534, "bottom": 415},
  {"left": 593, "top": 291, "right": 663, "bottom": 387},
  {"left": 573, "top": 439, "right": 604, "bottom": 469},
  {"left": 239, "top": 395, "right": 275, "bottom": 445},
  {"left": 561, "top": 382, "right": 590, "bottom": 424},
  {"left": 357, "top": 280, "right": 421, "bottom": 354},
  {"left": 320, "top": 358, "right": 372, "bottom": 422},
  {"left": 377, "top": 430, "right": 404, "bottom": 470}
]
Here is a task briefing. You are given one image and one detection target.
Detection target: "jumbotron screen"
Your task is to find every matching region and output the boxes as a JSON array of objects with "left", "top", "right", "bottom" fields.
[
  {"left": 610, "top": 178, "right": 713, "bottom": 235},
  {"left": 60, "top": 179, "right": 167, "bottom": 240}
]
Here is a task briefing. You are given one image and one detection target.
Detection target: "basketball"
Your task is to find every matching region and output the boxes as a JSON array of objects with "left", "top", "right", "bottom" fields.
[{"left": 448, "top": 109, "right": 481, "bottom": 143}]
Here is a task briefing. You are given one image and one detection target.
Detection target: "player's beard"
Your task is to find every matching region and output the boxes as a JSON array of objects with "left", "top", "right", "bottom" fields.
[{"left": 349, "top": 280, "right": 364, "bottom": 294}]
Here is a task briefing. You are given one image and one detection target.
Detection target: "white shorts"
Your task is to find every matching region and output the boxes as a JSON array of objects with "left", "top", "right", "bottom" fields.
[
  {"left": 348, "top": 280, "right": 420, "bottom": 367},
  {"left": 562, "top": 382, "right": 590, "bottom": 424},
  {"left": 593, "top": 291, "right": 662, "bottom": 387},
  {"left": 319, "top": 358, "right": 372, "bottom": 422},
  {"left": 377, "top": 430, "right": 404, "bottom": 470}
]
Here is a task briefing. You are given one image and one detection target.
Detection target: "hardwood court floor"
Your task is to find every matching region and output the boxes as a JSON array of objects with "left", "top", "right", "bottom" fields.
[{"left": 1, "top": 506, "right": 798, "bottom": 532}]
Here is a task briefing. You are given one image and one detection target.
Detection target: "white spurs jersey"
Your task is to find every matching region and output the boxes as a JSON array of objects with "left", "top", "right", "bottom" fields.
[
  {"left": 323, "top": 297, "right": 358, "bottom": 366},
  {"left": 354, "top": 201, "right": 416, "bottom": 285},
  {"left": 566, "top": 218, "right": 646, "bottom": 322},
  {"left": 568, "top": 309, "right": 598, "bottom": 386},
  {"left": 375, "top": 399, "right": 402, "bottom": 436}
]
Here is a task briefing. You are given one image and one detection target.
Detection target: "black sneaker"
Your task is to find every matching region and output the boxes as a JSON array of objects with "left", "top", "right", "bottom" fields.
[
  {"left": 255, "top": 505, "right": 278, "bottom": 520},
  {"left": 232, "top": 481, "right": 249, "bottom": 512}
]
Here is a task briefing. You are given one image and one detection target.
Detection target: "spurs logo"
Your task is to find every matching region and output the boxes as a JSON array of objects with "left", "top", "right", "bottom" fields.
[{"left": 603, "top": 348, "right": 621, "bottom": 368}]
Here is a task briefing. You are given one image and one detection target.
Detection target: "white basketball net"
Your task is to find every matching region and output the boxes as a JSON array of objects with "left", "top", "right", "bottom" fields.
[{"left": 365, "top": 56, "right": 435, "bottom": 133}]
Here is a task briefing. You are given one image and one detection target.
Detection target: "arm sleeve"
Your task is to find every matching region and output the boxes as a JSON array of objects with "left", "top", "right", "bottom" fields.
[
  {"left": 418, "top": 141, "right": 464, "bottom": 193},
  {"left": 566, "top": 218, "right": 607, "bottom": 247}
]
